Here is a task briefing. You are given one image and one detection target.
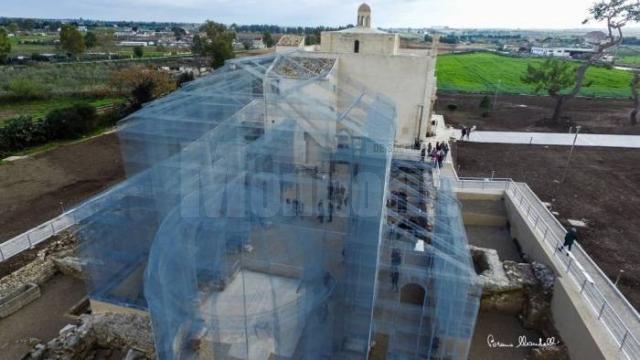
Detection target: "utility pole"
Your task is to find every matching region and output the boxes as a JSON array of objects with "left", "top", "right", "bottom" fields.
[{"left": 560, "top": 126, "right": 581, "bottom": 184}]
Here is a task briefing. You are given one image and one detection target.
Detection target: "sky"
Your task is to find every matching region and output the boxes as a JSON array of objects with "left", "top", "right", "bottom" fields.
[{"left": 2, "top": 0, "right": 617, "bottom": 29}]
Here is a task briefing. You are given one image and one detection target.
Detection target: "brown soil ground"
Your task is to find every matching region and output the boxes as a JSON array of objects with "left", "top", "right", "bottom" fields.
[
  {"left": 454, "top": 142, "right": 640, "bottom": 310},
  {"left": 437, "top": 93, "right": 640, "bottom": 135},
  {"left": 0, "top": 133, "right": 124, "bottom": 244},
  {"left": 0, "top": 274, "right": 86, "bottom": 359}
]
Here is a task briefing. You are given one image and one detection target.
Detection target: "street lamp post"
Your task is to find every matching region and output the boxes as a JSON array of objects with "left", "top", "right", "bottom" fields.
[
  {"left": 560, "top": 125, "right": 581, "bottom": 184},
  {"left": 493, "top": 80, "right": 502, "bottom": 111}
]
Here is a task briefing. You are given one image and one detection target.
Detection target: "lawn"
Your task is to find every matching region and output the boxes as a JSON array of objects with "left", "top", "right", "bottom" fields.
[
  {"left": 437, "top": 52, "right": 633, "bottom": 98},
  {"left": 0, "top": 97, "right": 124, "bottom": 123},
  {"left": 9, "top": 35, "right": 59, "bottom": 55},
  {"left": 618, "top": 54, "right": 640, "bottom": 66}
]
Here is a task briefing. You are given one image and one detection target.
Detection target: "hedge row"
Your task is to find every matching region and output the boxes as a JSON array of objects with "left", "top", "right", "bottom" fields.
[{"left": 0, "top": 103, "right": 128, "bottom": 158}]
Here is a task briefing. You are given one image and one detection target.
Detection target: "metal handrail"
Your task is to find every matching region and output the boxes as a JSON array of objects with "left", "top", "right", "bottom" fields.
[
  {"left": 513, "top": 181, "right": 640, "bottom": 320},
  {"left": 456, "top": 177, "right": 640, "bottom": 359}
]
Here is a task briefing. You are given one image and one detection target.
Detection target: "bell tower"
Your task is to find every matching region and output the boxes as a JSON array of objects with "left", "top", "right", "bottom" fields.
[{"left": 357, "top": 3, "right": 371, "bottom": 28}]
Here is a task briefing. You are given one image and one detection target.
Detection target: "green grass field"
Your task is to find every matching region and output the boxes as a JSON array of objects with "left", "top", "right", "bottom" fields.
[
  {"left": 618, "top": 54, "right": 640, "bottom": 66},
  {"left": 437, "top": 52, "right": 633, "bottom": 98}
]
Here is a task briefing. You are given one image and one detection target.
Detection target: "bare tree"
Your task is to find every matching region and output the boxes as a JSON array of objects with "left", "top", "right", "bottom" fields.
[{"left": 545, "top": 0, "right": 640, "bottom": 124}]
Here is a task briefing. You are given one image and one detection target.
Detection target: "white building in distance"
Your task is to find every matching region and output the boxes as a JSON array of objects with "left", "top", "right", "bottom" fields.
[{"left": 531, "top": 47, "right": 595, "bottom": 58}]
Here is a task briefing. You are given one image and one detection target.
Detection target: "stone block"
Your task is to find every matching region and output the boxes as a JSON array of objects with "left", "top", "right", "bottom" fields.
[{"left": 0, "top": 283, "right": 41, "bottom": 318}]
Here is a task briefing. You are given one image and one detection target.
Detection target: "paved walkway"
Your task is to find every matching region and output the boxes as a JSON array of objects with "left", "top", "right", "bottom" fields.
[{"left": 454, "top": 130, "right": 640, "bottom": 148}]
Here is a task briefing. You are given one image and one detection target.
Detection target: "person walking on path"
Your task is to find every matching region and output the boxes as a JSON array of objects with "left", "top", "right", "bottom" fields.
[
  {"left": 328, "top": 201, "right": 334, "bottom": 223},
  {"left": 421, "top": 146, "right": 426, "bottom": 162},
  {"left": 391, "top": 248, "right": 402, "bottom": 268},
  {"left": 390, "top": 270, "right": 399, "bottom": 291},
  {"left": 317, "top": 201, "right": 325, "bottom": 223},
  {"left": 558, "top": 228, "right": 578, "bottom": 255},
  {"left": 461, "top": 128, "right": 467, "bottom": 140}
]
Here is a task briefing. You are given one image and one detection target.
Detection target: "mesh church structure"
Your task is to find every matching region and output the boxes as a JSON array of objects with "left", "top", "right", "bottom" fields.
[{"left": 74, "top": 5, "right": 480, "bottom": 360}]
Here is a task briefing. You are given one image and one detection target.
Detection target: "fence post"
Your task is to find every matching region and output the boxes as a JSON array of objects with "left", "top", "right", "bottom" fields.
[
  {"left": 598, "top": 302, "right": 607, "bottom": 320},
  {"left": 0, "top": 247, "right": 4, "bottom": 261},
  {"left": 50, "top": 222, "right": 55, "bottom": 235},
  {"left": 27, "top": 233, "right": 33, "bottom": 248},
  {"left": 566, "top": 258, "right": 573, "bottom": 273},
  {"left": 620, "top": 330, "right": 629, "bottom": 350}
]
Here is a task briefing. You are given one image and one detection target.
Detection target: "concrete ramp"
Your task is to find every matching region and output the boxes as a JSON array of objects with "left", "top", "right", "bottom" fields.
[{"left": 461, "top": 199, "right": 508, "bottom": 227}]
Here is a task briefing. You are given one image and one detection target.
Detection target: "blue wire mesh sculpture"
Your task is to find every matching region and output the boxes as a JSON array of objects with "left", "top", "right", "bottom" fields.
[{"left": 75, "top": 51, "right": 479, "bottom": 360}]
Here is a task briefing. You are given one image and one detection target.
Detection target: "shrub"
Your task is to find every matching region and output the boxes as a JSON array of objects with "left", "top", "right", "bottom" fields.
[
  {"left": 479, "top": 95, "right": 491, "bottom": 110},
  {"left": 43, "top": 103, "right": 98, "bottom": 139},
  {"left": 98, "top": 104, "right": 132, "bottom": 127},
  {"left": 0, "top": 116, "right": 47, "bottom": 152},
  {"left": 177, "top": 72, "right": 195, "bottom": 87},
  {"left": 131, "top": 79, "right": 156, "bottom": 108},
  {"left": 7, "top": 78, "right": 48, "bottom": 99},
  {"left": 447, "top": 104, "right": 458, "bottom": 111},
  {"left": 133, "top": 46, "right": 144, "bottom": 58}
]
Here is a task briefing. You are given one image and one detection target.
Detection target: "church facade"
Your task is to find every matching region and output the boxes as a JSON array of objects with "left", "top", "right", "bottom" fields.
[{"left": 317, "top": 3, "right": 438, "bottom": 148}]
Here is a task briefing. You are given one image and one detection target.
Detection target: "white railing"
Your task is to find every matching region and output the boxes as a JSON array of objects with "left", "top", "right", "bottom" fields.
[
  {"left": 0, "top": 176, "right": 141, "bottom": 263},
  {"left": 0, "top": 211, "right": 77, "bottom": 262},
  {"left": 456, "top": 176, "right": 640, "bottom": 360}
]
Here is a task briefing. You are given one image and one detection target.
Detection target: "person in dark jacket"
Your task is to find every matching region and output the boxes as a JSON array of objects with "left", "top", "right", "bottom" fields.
[
  {"left": 390, "top": 270, "right": 399, "bottom": 291},
  {"left": 558, "top": 228, "right": 578, "bottom": 255}
]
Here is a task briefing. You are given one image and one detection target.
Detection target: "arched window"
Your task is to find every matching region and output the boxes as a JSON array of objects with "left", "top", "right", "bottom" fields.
[
  {"left": 400, "top": 283, "right": 426, "bottom": 306},
  {"left": 354, "top": 40, "right": 360, "bottom": 53}
]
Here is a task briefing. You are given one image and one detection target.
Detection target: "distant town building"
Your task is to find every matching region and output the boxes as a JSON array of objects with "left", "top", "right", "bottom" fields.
[
  {"left": 236, "top": 33, "right": 266, "bottom": 50},
  {"left": 531, "top": 47, "right": 595, "bottom": 58},
  {"left": 119, "top": 41, "right": 155, "bottom": 47}
]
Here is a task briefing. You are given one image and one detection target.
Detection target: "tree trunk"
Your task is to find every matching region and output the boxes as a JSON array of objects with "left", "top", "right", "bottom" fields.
[
  {"left": 551, "top": 96, "right": 565, "bottom": 124},
  {"left": 631, "top": 72, "right": 640, "bottom": 126}
]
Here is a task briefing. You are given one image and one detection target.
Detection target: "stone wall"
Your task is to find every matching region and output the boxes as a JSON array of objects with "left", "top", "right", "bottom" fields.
[
  {"left": 0, "top": 282, "right": 40, "bottom": 318},
  {"left": 27, "top": 313, "right": 155, "bottom": 360},
  {"left": 0, "top": 231, "right": 77, "bottom": 299},
  {"left": 472, "top": 245, "right": 569, "bottom": 359}
]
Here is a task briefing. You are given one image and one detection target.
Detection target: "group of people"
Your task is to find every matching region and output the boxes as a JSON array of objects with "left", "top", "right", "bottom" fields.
[
  {"left": 284, "top": 198, "right": 305, "bottom": 218},
  {"left": 420, "top": 141, "right": 449, "bottom": 169},
  {"left": 317, "top": 181, "right": 349, "bottom": 224}
]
